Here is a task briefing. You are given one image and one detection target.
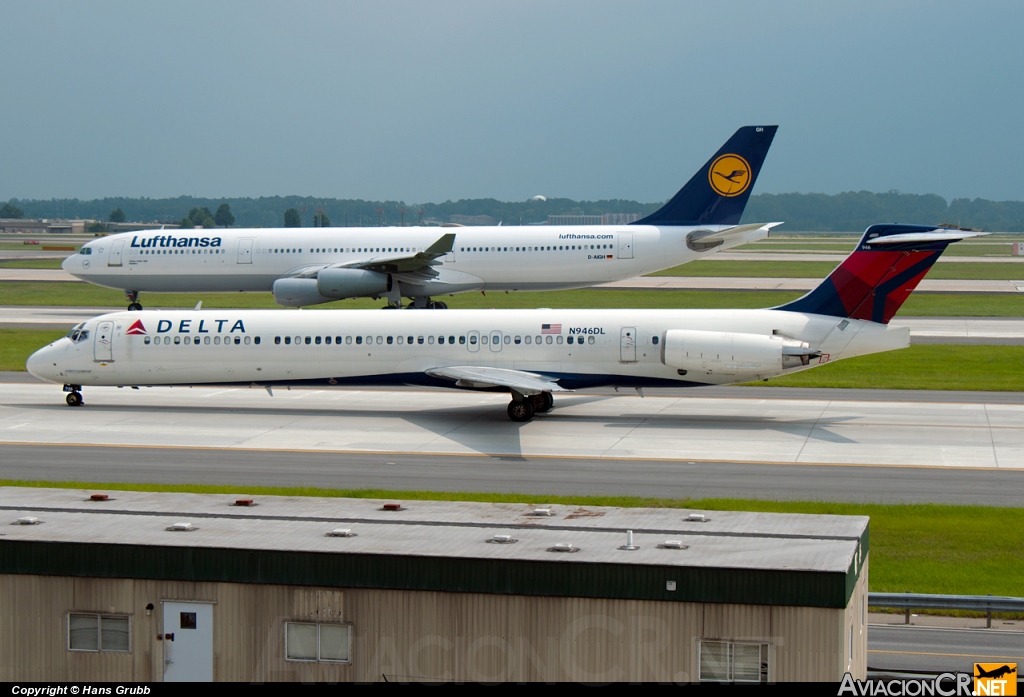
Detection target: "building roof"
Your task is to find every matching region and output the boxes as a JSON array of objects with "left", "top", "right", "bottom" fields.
[{"left": 0, "top": 487, "right": 868, "bottom": 608}]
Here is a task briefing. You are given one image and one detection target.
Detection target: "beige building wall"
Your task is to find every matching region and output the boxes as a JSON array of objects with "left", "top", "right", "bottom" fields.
[{"left": 0, "top": 572, "right": 865, "bottom": 682}]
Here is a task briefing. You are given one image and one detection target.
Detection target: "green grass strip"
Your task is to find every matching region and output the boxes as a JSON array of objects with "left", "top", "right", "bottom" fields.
[
  {"left": 0, "top": 329, "right": 66, "bottom": 371},
  {"left": 1, "top": 479, "right": 1020, "bottom": 597},
  {"left": 743, "top": 345, "right": 1024, "bottom": 391},
  {"left": 0, "top": 259, "right": 66, "bottom": 269}
]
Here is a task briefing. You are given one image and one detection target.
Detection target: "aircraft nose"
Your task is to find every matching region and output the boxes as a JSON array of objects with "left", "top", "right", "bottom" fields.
[{"left": 26, "top": 343, "right": 60, "bottom": 382}]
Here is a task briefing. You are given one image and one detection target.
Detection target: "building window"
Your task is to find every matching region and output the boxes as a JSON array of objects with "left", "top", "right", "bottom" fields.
[
  {"left": 699, "top": 641, "right": 768, "bottom": 683},
  {"left": 285, "top": 622, "right": 351, "bottom": 663},
  {"left": 68, "top": 613, "right": 131, "bottom": 653}
]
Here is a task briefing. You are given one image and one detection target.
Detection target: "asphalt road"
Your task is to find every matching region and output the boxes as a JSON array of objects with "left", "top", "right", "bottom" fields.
[
  {"left": 869, "top": 625, "right": 1024, "bottom": 675},
  {"left": 3, "top": 443, "right": 1023, "bottom": 505}
]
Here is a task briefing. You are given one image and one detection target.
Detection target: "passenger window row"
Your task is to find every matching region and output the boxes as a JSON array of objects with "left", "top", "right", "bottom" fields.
[
  {"left": 460, "top": 244, "right": 613, "bottom": 252},
  {"left": 144, "top": 335, "right": 260, "bottom": 346},
  {"left": 269, "top": 334, "right": 598, "bottom": 346},
  {"left": 257, "top": 247, "right": 422, "bottom": 255}
]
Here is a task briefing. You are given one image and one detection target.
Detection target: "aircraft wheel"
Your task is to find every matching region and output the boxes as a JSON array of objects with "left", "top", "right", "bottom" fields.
[
  {"left": 127, "top": 303, "right": 142, "bottom": 311},
  {"left": 433, "top": 301, "right": 448, "bottom": 310},
  {"left": 381, "top": 305, "right": 398, "bottom": 310},
  {"left": 66, "top": 392, "right": 83, "bottom": 407},
  {"left": 507, "top": 399, "right": 535, "bottom": 423},
  {"left": 531, "top": 392, "right": 554, "bottom": 413}
]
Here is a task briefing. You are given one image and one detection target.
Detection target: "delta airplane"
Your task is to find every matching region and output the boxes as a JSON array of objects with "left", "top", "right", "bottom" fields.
[
  {"left": 29, "top": 224, "right": 981, "bottom": 421},
  {"left": 62, "top": 126, "right": 778, "bottom": 310}
]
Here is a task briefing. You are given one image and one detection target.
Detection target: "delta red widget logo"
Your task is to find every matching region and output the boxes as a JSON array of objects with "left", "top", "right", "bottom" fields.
[{"left": 125, "top": 320, "right": 147, "bottom": 335}]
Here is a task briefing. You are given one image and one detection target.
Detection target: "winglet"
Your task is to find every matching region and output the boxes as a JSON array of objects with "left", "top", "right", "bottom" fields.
[{"left": 423, "top": 233, "right": 456, "bottom": 256}]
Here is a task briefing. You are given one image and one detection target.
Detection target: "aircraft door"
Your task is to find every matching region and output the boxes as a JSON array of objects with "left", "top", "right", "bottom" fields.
[
  {"left": 237, "top": 238, "right": 254, "bottom": 264},
  {"left": 617, "top": 233, "right": 634, "bottom": 259},
  {"left": 619, "top": 327, "right": 637, "bottom": 363},
  {"left": 489, "top": 331, "right": 502, "bottom": 352},
  {"left": 108, "top": 240, "right": 124, "bottom": 267},
  {"left": 94, "top": 321, "right": 113, "bottom": 362},
  {"left": 467, "top": 330, "right": 480, "bottom": 352}
]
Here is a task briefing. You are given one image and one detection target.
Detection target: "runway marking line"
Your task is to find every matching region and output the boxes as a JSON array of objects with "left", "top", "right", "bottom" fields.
[{"left": 0, "top": 440, "right": 1019, "bottom": 472}]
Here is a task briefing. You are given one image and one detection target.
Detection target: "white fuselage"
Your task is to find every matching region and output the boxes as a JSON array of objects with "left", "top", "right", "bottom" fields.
[
  {"left": 27, "top": 307, "right": 908, "bottom": 391},
  {"left": 61, "top": 224, "right": 767, "bottom": 296}
]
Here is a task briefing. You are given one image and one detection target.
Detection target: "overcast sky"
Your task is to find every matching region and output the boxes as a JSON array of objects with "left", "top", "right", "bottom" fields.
[{"left": 3, "top": 1, "right": 1022, "bottom": 203}]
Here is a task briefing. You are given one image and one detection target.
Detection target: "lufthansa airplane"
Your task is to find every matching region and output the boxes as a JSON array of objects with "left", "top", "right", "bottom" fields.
[
  {"left": 29, "top": 225, "right": 981, "bottom": 421},
  {"left": 62, "top": 126, "right": 778, "bottom": 310}
]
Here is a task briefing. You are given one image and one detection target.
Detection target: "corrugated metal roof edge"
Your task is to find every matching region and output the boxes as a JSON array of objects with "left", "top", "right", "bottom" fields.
[{"left": 0, "top": 539, "right": 862, "bottom": 609}]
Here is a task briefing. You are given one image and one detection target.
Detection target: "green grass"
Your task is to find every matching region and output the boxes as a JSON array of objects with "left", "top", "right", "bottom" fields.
[
  {"left": 0, "top": 478, "right": 1019, "bottom": 597},
  {"left": 744, "top": 345, "right": 1024, "bottom": 391},
  {"left": 2, "top": 281, "right": 1024, "bottom": 316},
  {"left": 0, "top": 258, "right": 66, "bottom": 269},
  {"left": 651, "top": 259, "right": 1024, "bottom": 279},
  {"left": 0, "top": 329, "right": 66, "bottom": 371}
]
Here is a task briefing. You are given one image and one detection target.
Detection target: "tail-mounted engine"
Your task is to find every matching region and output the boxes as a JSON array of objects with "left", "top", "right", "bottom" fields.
[{"left": 662, "top": 329, "right": 820, "bottom": 380}]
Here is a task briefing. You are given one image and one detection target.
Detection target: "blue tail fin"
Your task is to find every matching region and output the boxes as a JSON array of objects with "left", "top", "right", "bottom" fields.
[{"left": 632, "top": 125, "right": 777, "bottom": 227}]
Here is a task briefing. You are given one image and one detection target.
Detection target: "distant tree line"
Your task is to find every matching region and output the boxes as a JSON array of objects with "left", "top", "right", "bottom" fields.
[{"left": 4, "top": 191, "right": 1024, "bottom": 231}]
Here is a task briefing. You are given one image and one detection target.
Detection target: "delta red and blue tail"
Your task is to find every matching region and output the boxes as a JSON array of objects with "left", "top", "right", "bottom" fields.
[{"left": 776, "top": 224, "right": 983, "bottom": 324}]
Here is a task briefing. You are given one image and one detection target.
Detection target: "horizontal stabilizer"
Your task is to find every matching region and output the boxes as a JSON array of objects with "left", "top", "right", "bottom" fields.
[
  {"left": 427, "top": 366, "right": 568, "bottom": 394},
  {"left": 686, "top": 222, "right": 781, "bottom": 251},
  {"left": 864, "top": 230, "right": 987, "bottom": 245}
]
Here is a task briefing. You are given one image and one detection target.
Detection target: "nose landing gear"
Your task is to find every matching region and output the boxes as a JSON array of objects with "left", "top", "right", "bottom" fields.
[
  {"left": 63, "top": 385, "right": 83, "bottom": 407},
  {"left": 126, "top": 290, "right": 142, "bottom": 311}
]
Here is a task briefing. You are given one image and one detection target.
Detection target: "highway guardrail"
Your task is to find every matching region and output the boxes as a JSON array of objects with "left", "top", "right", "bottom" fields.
[{"left": 869, "top": 592, "right": 1024, "bottom": 627}]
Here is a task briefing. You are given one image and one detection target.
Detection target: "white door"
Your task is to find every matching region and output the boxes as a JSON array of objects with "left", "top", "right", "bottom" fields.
[
  {"left": 617, "top": 233, "right": 634, "bottom": 259},
  {"left": 108, "top": 240, "right": 124, "bottom": 267},
  {"left": 489, "top": 331, "right": 502, "bottom": 352},
  {"left": 620, "top": 327, "right": 637, "bottom": 363},
  {"left": 237, "top": 238, "right": 254, "bottom": 264},
  {"left": 163, "top": 602, "right": 214, "bottom": 682},
  {"left": 467, "top": 330, "right": 480, "bottom": 352},
  {"left": 93, "top": 321, "right": 113, "bottom": 362}
]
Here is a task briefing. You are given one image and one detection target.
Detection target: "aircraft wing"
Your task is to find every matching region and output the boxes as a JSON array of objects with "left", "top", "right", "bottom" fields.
[
  {"left": 426, "top": 366, "right": 569, "bottom": 394},
  {"left": 285, "top": 233, "right": 456, "bottom": 279},
  {"left": 686, "top": 222, "right": 781, "bottom": 251}
]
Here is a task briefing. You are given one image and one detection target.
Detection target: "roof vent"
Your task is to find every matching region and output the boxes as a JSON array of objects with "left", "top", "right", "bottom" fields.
[
  {"left": 548, "top": 542, "right": 578, "bottom": 553},
  {"left": 618, "top": 530, "right": 639, "bottom": 551},
  {"left": 381, "top": 503, "right": 405, "bottom": 511},
  {"left": 326, "top": 528, "right": 356, "bottom": 538},
  {"left": 685, "top": 513, "right": 708, "bottom": 522},
  {"left": 233, "top": 498, "right": 254, "bottom": 507},
  {"left": 530, "top": 508, "right": 554, "bottom": 517},
  {"left": 488, "top": 534, "right": 518, "bottom": 544},
  {"left": 166, "top": 522, "right": 196, "bottom": 532},
  {"left": 89, "top": 494, "right": 109, "bottom": 501},
  {"left": 14, "top": 516, "right": 40, "bottom": 525},
  {"left": 659, "top": 540, "right": 689, "bottom": 550}
]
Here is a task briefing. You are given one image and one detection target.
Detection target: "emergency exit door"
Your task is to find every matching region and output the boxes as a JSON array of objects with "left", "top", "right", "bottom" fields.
[
  {"left": 620, "top": 327, "right": 637, "bottom": 362},
  {"left": 617, "top": 233, "right": 634, "bottom": 259},
  {"left": 162, "top": 601, "right": 214, "bottom": 682},
  {"left": 237, "top": 238, "right": 254, "bottom": 264}
]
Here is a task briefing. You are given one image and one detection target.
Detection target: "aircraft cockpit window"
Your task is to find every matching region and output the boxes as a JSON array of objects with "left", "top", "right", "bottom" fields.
[
  {"left": 79, "top": 247, "right": 93, "bottom": 255},
  {"left": 66, "top": 328, "right": 90, "bottom": 343}
]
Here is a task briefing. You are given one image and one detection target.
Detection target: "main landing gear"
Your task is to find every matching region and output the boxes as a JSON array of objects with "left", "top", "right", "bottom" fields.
[
  {"left": 507, "top": 392, "right": 554, "bottom": 422},
  {"left": 382, "top": 299, "right": 449, "bottom": 310},
  {"left": 64, "top": 385, "right": 83, "bottom": 407},
  {"left": 126, "top": 290, "right": 142, "bottom": 311}
]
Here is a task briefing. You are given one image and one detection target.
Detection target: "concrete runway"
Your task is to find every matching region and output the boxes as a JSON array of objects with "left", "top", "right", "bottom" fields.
[
  {"left": 1, "top": 383, "right": 1022, "bottom": 503},
  {"left": 869, "top": 625, "right": 1024, "bottom": 674}
]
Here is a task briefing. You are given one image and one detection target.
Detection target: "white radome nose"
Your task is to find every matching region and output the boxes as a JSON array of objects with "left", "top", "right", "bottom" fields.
[{"left": 26, "top": 344, "right": 59, "bottom": 382}]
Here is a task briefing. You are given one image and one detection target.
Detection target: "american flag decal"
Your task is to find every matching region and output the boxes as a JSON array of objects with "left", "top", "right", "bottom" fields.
[{"left": 541, "top": 324, "right": 562, "bottom": 334}]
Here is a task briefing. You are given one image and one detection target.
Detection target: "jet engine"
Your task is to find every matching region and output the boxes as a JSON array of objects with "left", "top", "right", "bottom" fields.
[
  {"left": 662, "top": 329, "right": 818, "bottom": 380},
  {"left": 317, "top": 268, "right": 390, "bottom": 299},
  {"left": 272, "top": 268, "right": 391, "bottom": 307}
]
